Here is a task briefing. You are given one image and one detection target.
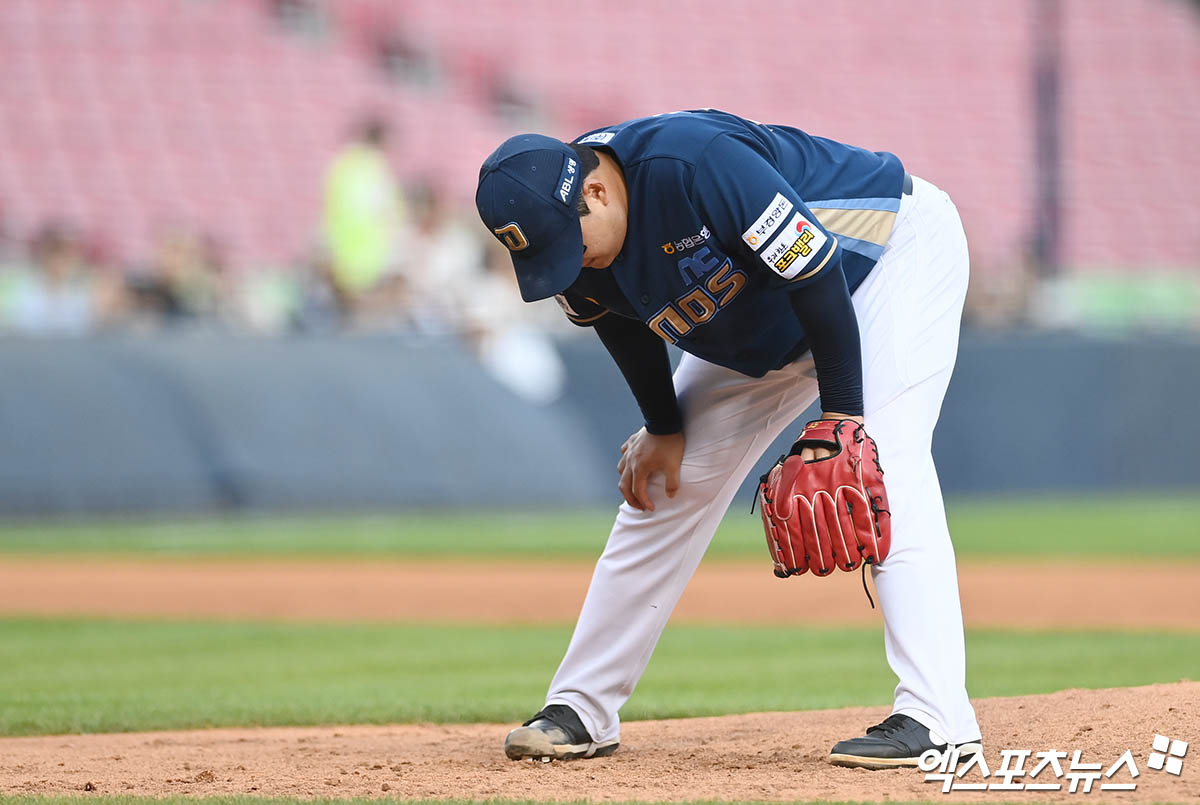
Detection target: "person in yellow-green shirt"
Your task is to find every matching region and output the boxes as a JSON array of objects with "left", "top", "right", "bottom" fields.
[{"left": 323, "top": 117, "right": 404, "bottom": 308}]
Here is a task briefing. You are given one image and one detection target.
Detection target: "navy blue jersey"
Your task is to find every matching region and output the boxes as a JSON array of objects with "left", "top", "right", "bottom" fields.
[{"left": 557, "top": 109, "right": 906, "bottom": 377}]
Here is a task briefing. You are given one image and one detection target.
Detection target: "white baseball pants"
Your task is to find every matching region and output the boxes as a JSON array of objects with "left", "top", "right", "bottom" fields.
[{"left": 545, "top": 176, "right": 981, "bottom": 746}]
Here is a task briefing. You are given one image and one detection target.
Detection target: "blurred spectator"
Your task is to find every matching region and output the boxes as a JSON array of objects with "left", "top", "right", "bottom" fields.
[
  {"left": 0, "top": 223, "right": 123, "bottom": 335},
  {"left": 376, "top": 34, "right": 439, "bottom": 88},
  {"left": 962, "top": 255, "right": 1039, "bottom": 329},
  {"left": 0, "top": 202, "right": 16, "bottom": 263},
  {"left": 460, "top": 240, "right": 567, "bottom": 405},
  {"left": 286, "top": 248, "right": 344, "bottom": 333},
  {"left": 323, "top": 116, "right": 406, "bottom": 312},
  {"left": 269, "top": 0, "right": 327, "bottom": 39},
  {"left": 489, "top": 79, "right": 542, "bottom": 130},
  {"left": 343, "top": 269, "right": 412, "bottom": 332},
  {"left": 392, "top": 181, "right": 487, "bottom": 333},
  {"left": 125, "top": 227, "right": 228, "bottom": 328}
]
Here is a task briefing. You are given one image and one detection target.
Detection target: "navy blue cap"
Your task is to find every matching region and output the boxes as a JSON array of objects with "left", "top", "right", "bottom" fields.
[{"left": 476, "top": 134, "right": 584, "bottom": 302}]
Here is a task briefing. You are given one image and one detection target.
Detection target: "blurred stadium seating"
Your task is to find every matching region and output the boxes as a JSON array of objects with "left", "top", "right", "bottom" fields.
[
  {"left": 0, "top": 0, "right": 439, "bottom": 267},
  {"left": 0, "top": 0, "right": 1197, "bottom": 514},
  {"left": 1, "top": 0, "right": 1196, "bottom": 277}
]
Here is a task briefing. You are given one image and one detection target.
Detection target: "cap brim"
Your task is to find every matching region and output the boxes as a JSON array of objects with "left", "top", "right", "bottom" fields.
[{"left": 510, "top": 223, "right": 584, "bottom": 302}]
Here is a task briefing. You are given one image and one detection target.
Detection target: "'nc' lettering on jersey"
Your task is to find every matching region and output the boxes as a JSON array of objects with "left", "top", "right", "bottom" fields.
[{"left": 676, "top": 246, "right": 720, "bottom": 285}]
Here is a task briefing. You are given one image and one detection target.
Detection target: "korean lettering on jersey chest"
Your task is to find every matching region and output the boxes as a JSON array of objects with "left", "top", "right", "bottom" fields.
[{"left": 647, "top": 227, "right": 748, "bottom": 343}]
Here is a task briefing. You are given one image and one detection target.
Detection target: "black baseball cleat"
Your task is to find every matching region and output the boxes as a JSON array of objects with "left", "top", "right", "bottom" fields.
[
  {"left": 829, "top": 713, "right": 982, "bottom": 769},
  {"left": 503, "top": 704, "right": 619, "bottom": 761}
]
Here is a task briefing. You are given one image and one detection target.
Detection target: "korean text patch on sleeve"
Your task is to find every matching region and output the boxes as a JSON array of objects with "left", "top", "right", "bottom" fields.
[
  {"left": 692, "top": 134, "right": 838, "bottom": 287},
  {"left": 758, "top": 212, "right": 836, "bottom": 281},
  {"left": 741, "top": 193, "right": 794, "bottom": 251}
]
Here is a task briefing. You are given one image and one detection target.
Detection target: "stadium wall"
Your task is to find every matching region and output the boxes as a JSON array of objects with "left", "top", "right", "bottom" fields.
[{"left": 1, "top": 333, "right": 1196, "bottom": 515}]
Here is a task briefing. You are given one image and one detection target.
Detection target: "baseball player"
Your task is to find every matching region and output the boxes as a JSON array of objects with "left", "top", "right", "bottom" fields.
[{"left": 475, "top": 109, "right": 981, "bottom": 769}]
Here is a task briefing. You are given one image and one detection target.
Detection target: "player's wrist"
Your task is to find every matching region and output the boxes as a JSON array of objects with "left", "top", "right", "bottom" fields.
[
  {"left": 820, "top": 411, "right": 864, "bottom": 424},
  {"left": 644, "top": 417, "right": 684, "bottom": 436}
]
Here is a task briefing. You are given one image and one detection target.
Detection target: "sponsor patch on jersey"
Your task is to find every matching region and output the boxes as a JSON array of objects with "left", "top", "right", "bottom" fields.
[
  {"left": 741, "top": 193, "right": 794, "bottom": 250},
  {"left": 555, "top": 155, "right": 578, "bottom": 205},
  {"left": 660, "top": 225, "right": 711, "bottom": 254},
  {"left": 759, "top": 212, "right": 828, "bottom": 279},
  {"left": 577, "top": 131, "right": 614, "bottom": 145}
]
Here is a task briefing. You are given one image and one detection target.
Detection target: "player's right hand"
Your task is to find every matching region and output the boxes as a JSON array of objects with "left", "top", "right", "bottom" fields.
[{"left": 617, "top": 428, "right": 685, "bottom": 512}]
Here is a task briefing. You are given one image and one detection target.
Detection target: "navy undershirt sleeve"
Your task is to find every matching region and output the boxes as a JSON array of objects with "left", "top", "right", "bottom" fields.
[
  {"left": 593, "top": 314, "right": 683, "bottom": 435},
  {"left": 788, "top": 257, "right": 865, "bottom": 417}
]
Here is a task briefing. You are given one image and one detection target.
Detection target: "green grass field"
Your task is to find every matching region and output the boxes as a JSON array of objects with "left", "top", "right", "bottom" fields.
[
  {"left": 0, "top": 618, "right": 1195, "bottom": 737},
  {"left": 0, "top": 495, "right": 1196, "bottom": 559},
  {"left": 1, "top": 497, "right": 1195, "bottom": 803}
]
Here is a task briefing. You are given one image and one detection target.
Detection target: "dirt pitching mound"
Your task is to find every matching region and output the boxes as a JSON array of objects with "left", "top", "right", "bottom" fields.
[{"left": 2, "top": 682, "right": 1195, "bottom": 802}]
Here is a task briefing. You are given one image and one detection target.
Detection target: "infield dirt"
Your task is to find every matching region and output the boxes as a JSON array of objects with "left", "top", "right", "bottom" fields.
[
  {"left": 2, "top": 558, "right": 1196, "bottom": 802},
  {"left": 1, "top": 683, "right": 1196, "bottom": 801},
  {"left": 0, "top": 558, "right": 1197, "bottom": 628}
]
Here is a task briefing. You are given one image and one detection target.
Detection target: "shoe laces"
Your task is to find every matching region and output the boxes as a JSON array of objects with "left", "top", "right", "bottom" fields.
[{"left": 866, "top": 713, "right": 913, "bottom": 738}]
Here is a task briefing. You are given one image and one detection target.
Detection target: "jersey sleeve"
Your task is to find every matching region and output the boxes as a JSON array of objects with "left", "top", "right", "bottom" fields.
[
  {"left": 554, "top": 289, "right": 610, "bottom": 327},
  {"left": 690, "top": 133, "right": 840, "bottom": 289}
]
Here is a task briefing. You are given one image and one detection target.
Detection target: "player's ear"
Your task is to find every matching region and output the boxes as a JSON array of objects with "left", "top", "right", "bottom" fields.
[{"left": 581, "top": 176, "right": 608, "bottom": 208}]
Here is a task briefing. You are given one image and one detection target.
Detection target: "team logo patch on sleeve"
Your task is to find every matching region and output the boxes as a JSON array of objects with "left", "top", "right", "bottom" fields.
[
  {"left": 741, "top": 193, "right": 794, "bottom": 250},
  {"left": 758, "top": 212, "right": 829, "bottom": 279},
  {"left": 577, "top": 131, "right": 614, "bottom": 145}
]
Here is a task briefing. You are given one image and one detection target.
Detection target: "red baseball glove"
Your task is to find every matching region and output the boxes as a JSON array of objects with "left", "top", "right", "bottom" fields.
[{"left": 757, "top": 419, "right": 891, "bottom": 578}]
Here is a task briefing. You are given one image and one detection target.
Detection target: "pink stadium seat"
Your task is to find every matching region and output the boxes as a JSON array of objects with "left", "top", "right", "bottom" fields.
[{"left": 0, "top": 0, "right": 1194, "bottom": 272}]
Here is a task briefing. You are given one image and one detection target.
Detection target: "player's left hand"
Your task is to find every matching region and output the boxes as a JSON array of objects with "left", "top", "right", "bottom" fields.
[
  {"left": 757, "top": 418, "right": 890, "bottom": 577},
  {"left": 798, "top": 412, "right": 865, "bottom": 460},
  {"left": 617, "top": 428, "right": 685, "bottom": 512}
]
